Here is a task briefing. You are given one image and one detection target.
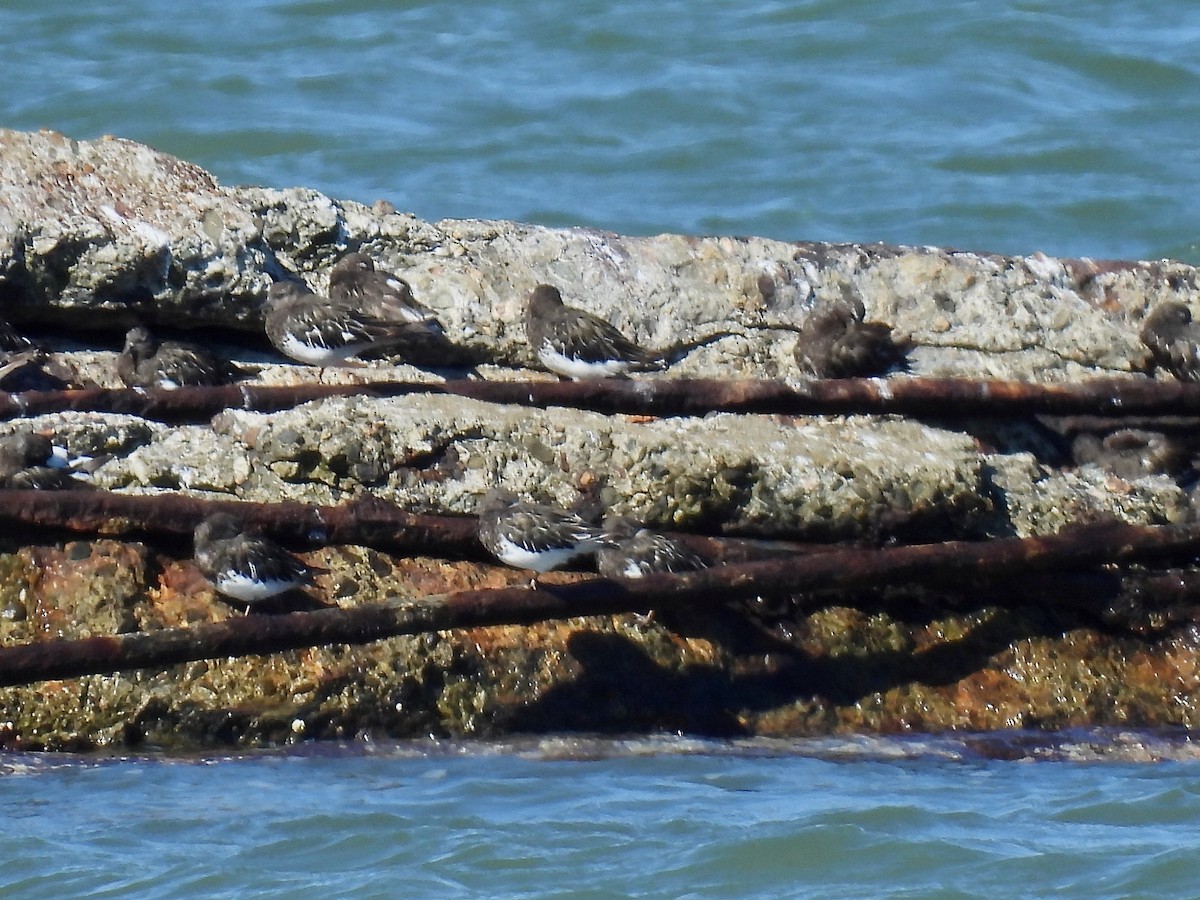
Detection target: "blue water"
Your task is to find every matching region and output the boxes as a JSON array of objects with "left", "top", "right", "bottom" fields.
[
  {"left": 3, "top": 737, "right": 1200, "bottom": 899},
  {"left": 6, "top": 0, "right": 1200, "bottom": 893},
  {"left": 7, "top": 1, "right": 1200, "bottom": 263}
]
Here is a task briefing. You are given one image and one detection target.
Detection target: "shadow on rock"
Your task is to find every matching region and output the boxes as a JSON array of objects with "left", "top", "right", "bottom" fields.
[{"left": 500, "top": 592, "right": 1092, "bottom": 736}]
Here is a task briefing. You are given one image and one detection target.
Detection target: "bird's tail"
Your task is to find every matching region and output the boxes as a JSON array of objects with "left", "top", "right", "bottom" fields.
[{"left": 654, "top": 329, "right": 740, "bottom": 366}]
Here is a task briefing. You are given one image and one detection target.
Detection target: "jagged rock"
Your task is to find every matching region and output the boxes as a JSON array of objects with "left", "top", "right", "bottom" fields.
[
  {"left": 0, "top": 128, "right": 1188, "bottom": 379},
  {"left": 1, "top": 128, "right": 1199, "bottom": 750}
]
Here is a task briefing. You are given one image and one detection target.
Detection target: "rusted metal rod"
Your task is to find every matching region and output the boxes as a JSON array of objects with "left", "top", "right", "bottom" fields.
[
  {"left": 0, "top": 490, "right": 480, "bottom": 557},
  {"left": 0, "top": 382, "right": 428, "bottom": 423},
  {"left": 0, "top": 489, "right": 847, "bottom": 562},
  {"left": 966, "top": 568, "right": 1200, "bottom": 619},
  {"left": 2, "top": 519, "right": 1200, "bottom": 685},
  {"left": 1, "top": 375, "right": 1198, "bottom": 423}
]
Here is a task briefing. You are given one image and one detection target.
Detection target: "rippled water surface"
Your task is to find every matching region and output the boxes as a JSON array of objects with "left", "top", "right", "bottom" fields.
[
  {"left": 5, "top": 736, "right": 1200, "bottom": 898},
  {"left": 6, "top": 0, "right": 1200, "bottom": 261},
  {"left": 5, "top": 1, "right": 1200, "bottom": 895}
]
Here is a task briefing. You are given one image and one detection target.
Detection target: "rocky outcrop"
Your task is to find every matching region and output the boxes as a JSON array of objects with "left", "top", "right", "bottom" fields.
[{"left": 0, "top": 128, "right": 1198, "bottom": 751}]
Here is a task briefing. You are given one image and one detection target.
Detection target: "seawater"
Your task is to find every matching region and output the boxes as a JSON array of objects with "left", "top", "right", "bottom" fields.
[
  {"left": 5, "top": 0, "right": 1200, "bottom": 895},
  {"left": 4, "top": 735, "right": 1200, "bottom": 898},
  {"left": 6, "top": 0, "right": 1200, "bottom": 262}
]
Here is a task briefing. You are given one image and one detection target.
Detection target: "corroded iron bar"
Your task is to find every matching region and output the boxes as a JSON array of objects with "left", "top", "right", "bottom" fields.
[
  {"left": 0, "top": 490, "right": 480, "bottom": 557},
  {"left": 450, "top": 376, "right": 1200, "bottom": 419},
  {"left": 0, "top": 489, "right": 833, "bottom": 563},
  {"left": 1, "top": 376, "right": 1199, "bottom": 423},
  {"left": 0, "top": 383, "right": 430, "bottom": 423},
  {"left": 638, "top": 519, "right": 1200, "bottom": 601},
  {"left": 2, "top": 520, "right": 1200, "bottom": 684}
]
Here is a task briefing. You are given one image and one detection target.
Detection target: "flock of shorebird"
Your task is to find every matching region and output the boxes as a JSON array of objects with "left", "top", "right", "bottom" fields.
[
  {"left": 35, "top": 253, "right": 1200, "bottom": 612},
  {"left": 0, "top": 249, "right": 912, "bottom": 611}
]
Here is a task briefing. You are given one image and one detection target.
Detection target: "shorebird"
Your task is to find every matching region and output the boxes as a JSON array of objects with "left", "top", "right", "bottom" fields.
[
  {"left": 328, "top": 252, "right": 444, "bottom": 334},
  {"left": 0, "top": 320, "right": 75, "bottom": 391},
  {"left": 193, "top": 512, "right": 316, "bottom": 611},
  {"left": 0, "top": 318, "right": 32, "bottom": 353},
  {"left": 524, "top": 284, "right": 665, "bottom": 380},
  {"left": 1141, "top": 301, "right": 1200, "bottom": 382},
  {"left": 0, "top": 347, "right": 74, "bottom": 392},
  {"left": 116, "top": 326, "right": 246, "bottom": 389},
  {"left": 477, "top": 488, "right": 616, "bottom": 574},
  {"left": 793, "top": 293, "right": 909, "bottom": 379},
  {"left": 0, "top": 431, "right": 84, "bottom": 490},
  {"left": 264, "top": 281, "right": 418, "bottom": 367},
  {"left": 594, "top": 518, "right": 709, "bottom": 579}
]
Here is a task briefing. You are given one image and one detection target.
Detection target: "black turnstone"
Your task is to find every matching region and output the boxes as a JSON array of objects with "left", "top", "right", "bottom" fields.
[
  {"left": 0, "top": 321, "right": 68, "bottom": 390},
  {"left": 1141, "top": 301, "right": 1200, "bottom": 381},
  {"left": 595, "top": 518, "right": 709, "bottom": 579},
  {"left": 264, "top": 281, "right": 418, "bottom": 366},
  {"left": 0, "top": 318, "right": 32, "bottom": 354},
  {"left": 0, "top": 431, "right": 80, "bottom": 490},
  {"left": 328, "top": 252, "right": 444, "bottom": 334},
  {"left": 0, "top": 347, "right": 74, "bottom": 392},
  {"left": 524, "top": 284, "right": 665, "bottom": 380},
  {"left": 116, "top": 326, "right": 245, "bottom": 390},
  {"left": 477, "top": 488, "right": 616, "bottom": 573},
  {"left": 193, "top": 513, "right": 315, "bottom": 608},
  {"left": 793, "top": 293, "right": 909, "bottom": 379}
]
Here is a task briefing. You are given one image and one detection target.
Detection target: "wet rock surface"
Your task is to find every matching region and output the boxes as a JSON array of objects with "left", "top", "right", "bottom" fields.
[{"left": 1, "top": 128, "right": 1198, "bottom": 751}]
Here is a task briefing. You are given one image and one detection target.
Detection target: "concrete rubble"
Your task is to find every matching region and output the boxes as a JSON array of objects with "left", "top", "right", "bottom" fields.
[{"left": 0, "top": 127, "right": 1198, "bottom": 751}]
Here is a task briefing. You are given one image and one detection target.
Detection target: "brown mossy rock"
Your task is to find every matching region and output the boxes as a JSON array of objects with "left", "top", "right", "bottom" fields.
[
  {"left": 0, "top": 516, "right": 1198, "bottom": 751},
  {"left": 0, "top": 541, "right": 142, "bottom": 642}
]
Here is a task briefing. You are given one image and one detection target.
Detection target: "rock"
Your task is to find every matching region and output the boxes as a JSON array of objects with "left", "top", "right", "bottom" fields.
[
  {"left": 0, "top": 128, "right": 1185, "bottom": 379},
  {"left": 1, "top": 128, "right": 1199, "bottom": 750},
  {"left": 0, "top": 130, "right": 269, "bottom": 327}
]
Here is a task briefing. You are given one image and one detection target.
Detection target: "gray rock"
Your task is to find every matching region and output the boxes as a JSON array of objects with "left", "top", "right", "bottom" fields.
[
  {"left": 0, "top": 129, "right": 1192, "bottom": 540},
  {"left": 1, "top": 128, "right": 1186, "bottom": 382},
  {"left": 0, "top": 130, "right": 270, "bottom": 326},
  {"left": 2, "top": 128, "right": 1199, "bottom": 749}
]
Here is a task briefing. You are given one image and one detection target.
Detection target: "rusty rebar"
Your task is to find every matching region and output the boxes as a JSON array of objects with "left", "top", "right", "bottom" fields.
[
  {"left": 3, "top": 519, "right": 1200, "bottom": 685},
  {"left": 0, "top": 489, "right": 833, "bottom": 563},
  {"left": 0, "top": 490, "right": 479, "bottom": 557},
  {"left": 2, "top": 376, "right": 1199, "bottom": 423}
]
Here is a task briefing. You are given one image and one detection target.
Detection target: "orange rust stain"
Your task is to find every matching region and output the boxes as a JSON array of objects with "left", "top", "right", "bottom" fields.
[
  {"left": 19, "top": 543, "right": 142, "bottom": 637},
  {"left": 145, "top": 561, "right": 225, "bottom": 628},
  {"left": 953, "top": 668, "right": 1023, "bottom": 714}
]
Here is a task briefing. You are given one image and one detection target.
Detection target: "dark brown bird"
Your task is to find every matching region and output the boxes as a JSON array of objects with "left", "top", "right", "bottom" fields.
[
  {"left": 264, "top": 281, "right": 418, "bottom": 366},
  {"left": 328, "top": 253, "right": 443, "bottom": 333},
  {"left": 524, "top": 284, "right": 665, "bottom": 380},
  {"left": 0, "top": 431, "right": 82, "bottom": 489},
  {"left": 0, "top": 347, "right": 74, "bottom": 392},
  {"left": 477, "top": 488, "right": 617, "bottom": 572},
  {"left": 0, "top": 318, "right": 32, "bottom": 353},
  {"left": 0, "top": 321, "right": 70, "bottom": 390},
  {"left": 116, "top": 327, "right": 245, "bottom": 389},
  {"left": 595, "top": 517, "right": 709, "bottom": 579},
  {"left": 793, "top": 294, "right": 909, "bottom": 379},
  {"left": 1141, "top": 301, "right": 1200, "bottom": 381},
  {"left": 193, "top": 513, "right": 316, "bottom": 610}
]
